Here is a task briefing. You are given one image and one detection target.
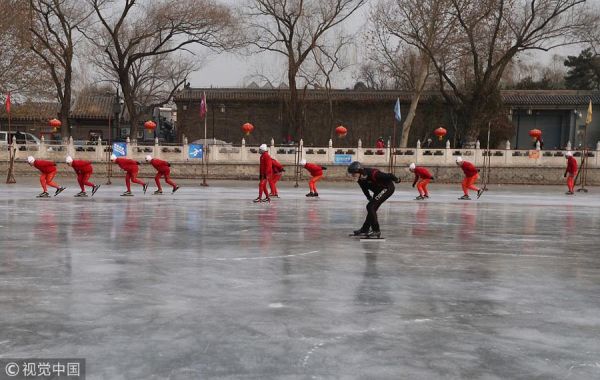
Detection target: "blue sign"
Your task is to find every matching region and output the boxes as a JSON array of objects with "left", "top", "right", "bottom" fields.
[
  {"left": 188, "top": 144, "right": 203, "bottom": 159},
  {"left": 334, "top": 154, "right": 353, "bottom": 165},
  {"left": 112, "top": 142, "right": 127, "bottom": 157}
]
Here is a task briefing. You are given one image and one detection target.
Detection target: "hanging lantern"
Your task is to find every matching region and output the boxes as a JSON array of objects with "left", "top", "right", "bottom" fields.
[
  {"left": 241, "top": 122, "right": 254, "bottom": 135},
  {"left": 49, "top": 118, "right": 61, "bottom": 133},
  {"left": 433, "top": 127, "right": 447, "bottom": 141},
  {"left": 335, "top": 125, "right": 347, "bottom": 138},
  {"left": 528, "top": 129, "right": 542, "bottom": 140},
  {"left": 144, "top": 120, "right": 157, "bottom": 131}
]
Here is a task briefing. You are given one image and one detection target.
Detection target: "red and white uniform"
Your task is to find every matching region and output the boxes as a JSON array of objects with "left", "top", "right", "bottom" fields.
[
  {"left": 33, "top": 160, "right": 60, "bottom": 192},
  {"left": 459, "top": 160, "right": 480, "bottom": 196},
  {"left": 303, "top": 163, "right": 324, "bottom": 193},
  {"left": 269, "top": 159, "right": 284, "bottom": 196},
  {"left": 258, "top": 151, "right": 273, "bottom": 199},
  {"left": 566, "top": 156, "right": 578, "bottom": 193},
  {"left": 71, "top": 159, "right": 95, "bottom": 192},
  {"left": 114, "top": 157, "right": 146, "bottom": 192},
  {"left": 149, "top": 158, "right": 176, "bottom": 191},
  {"left": 413, "top": 166, "right": 432, "bottom": 197}
]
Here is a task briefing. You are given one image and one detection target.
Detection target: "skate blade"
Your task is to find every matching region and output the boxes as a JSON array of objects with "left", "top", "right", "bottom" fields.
[{"left": 360, "top": 238, "right": 385, "bottom": 242}]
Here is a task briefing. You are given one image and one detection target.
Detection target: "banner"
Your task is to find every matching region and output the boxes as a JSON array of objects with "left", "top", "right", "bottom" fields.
[
  {"left": 334, "top": 154, "right": 353, "bottom": 165},
  {"left": 112, "top": 142, "right": 127, "bottom": 157},
  {"left": 188, "top": 144, "right": 203, "bottom": 159}
]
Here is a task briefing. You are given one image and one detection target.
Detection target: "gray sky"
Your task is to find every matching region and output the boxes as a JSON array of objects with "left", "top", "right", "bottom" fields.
[{"left": 187, "top": 0, "right": 593, "bottom": 89}]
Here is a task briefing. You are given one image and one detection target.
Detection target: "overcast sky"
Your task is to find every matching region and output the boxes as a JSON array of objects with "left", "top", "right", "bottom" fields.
[{"left": 187, "top": 0, "right": 592, "bottom": 89}]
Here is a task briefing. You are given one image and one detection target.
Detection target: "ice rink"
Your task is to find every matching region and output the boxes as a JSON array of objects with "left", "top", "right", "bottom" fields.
[{"left": 1, "top": 179, "right": 600, "bottom": 379}]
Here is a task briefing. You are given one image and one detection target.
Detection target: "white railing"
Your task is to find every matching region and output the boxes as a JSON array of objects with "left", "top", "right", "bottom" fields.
[{"left": 1, "top": 136, "right": 599, "bottom": 168}]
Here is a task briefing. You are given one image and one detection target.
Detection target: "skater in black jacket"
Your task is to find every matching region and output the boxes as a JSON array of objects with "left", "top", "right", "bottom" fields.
[{"left": 347, "top": 161, "right": 400, "bottom": 238}]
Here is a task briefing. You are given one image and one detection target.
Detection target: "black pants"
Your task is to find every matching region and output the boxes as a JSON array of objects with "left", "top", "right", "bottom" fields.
[{"left": 361, "top": 185, "right": 395, "bottom": 232}]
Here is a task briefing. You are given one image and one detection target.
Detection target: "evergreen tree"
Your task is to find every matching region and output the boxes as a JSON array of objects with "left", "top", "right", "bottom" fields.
[{"left": 564, "top": 48, "right": 600, "bottom": 90}]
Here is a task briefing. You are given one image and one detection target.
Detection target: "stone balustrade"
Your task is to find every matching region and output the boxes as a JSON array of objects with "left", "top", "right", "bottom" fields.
[{"left": 1, "top": 137, "right": 599, "bottom": 169}]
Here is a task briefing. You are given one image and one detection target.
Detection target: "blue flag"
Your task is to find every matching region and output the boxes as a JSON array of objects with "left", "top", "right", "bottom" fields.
[{"left": 394, "top": 98, "right": 401, "bottom": 122}]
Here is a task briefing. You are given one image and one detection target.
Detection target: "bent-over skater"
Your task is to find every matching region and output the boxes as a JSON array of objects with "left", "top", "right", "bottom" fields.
[
  {"left": 564, "top": 151, "right": 577, "bottom": 195},
  {"left": 347, "top": 161, "right": 400, "bottom": 238},
  {"left": 28, "top": 156, "right": 65, "bottom": 198},
  {"left": 111, "top": 154, "right": 148, "bottom": 196},
  {"left": 145, "top": 155, "right": 179, "bottom": 195}
]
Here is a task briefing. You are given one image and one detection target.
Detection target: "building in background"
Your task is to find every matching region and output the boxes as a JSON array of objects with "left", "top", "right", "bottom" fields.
[{"left": 175, "top": 88, "right": 600, "bottom": 150}]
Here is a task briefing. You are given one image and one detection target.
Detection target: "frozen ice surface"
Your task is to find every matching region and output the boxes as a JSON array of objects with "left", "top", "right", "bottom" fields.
[{"left": 1, "top": 180, "right": 600, "bottom": 379}]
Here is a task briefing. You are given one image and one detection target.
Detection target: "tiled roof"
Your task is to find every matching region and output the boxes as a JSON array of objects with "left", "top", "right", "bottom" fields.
[
  {"left": 175, "top": 88, "right": 600, "bottom": 107},
  {"left": 70, "top": 95, "right": 114, "bottom": 119},
  {"left": 0, "top": 101, "right": 59, "bottom": 120}
]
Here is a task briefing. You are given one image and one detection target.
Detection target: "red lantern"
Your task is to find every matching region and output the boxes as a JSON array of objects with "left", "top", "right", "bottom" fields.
[
  {"left": 49, "top": 118, "right": 61, "bottom": 133},
  {"left": 335, "top": 125, "right": 347, "bottom": 138},
  {"left": 528, "top": 129, "right": 542, "bottom": 140},
  {"left": 241, "top": 122, "right": 254, "bottom": 135},
  {"left": 434, "top": 127, "right": 447, "bottom": 141},
  {"left": 144, "top": 120, "right": 157, "bottom": 131}
]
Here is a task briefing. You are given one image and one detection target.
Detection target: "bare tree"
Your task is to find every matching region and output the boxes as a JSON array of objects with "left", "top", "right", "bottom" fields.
[
  {"left": 92, "top": 45, "right": 198, "bottom": 133},
  {"left": 370, "top": 0, "right": 451, "bottom": 147},
  {"left": 0, "top": 0, "right": 52, "bottom": 98},
  {"left": 245, "top": 0, "right": 367, "bottom": 140},
  {"left": 398, "top": 0, "right": 589, "bottom": 145},
  {"left": 86, "top": 0, "right": 235, "bottom": 139},
  {"left": 30, "top": 0, "right": 94, "bottom": 138},
  {"left": 301, "top": 34, "right": 353, "bottom": 139}
]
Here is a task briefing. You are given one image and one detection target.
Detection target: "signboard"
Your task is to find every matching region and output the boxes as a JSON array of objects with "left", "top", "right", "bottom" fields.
[
  {"left": 528, "top": 150, "right": 540, "bottom": 159},
  {"left": 188, "top": 144, "right": 203, "bottom": 159},
  {"left": 112, "top": 142, "right": 127, "bottom": 157},
  {"left": 334, "top": 154, "right": 353, "bottom": 165}
]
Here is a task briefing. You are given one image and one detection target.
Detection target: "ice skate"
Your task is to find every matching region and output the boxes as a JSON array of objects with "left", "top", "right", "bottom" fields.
[
  {"left": 36, "top": 192, "right": 50, "bottom": 198},
  {"left": 269, "top": 193, "right": 279, "bottom": 198},
  {"left": 143, "top": 184, "right": 149, "bottom": 194},
  {"left": 91, "top": 185, "right": 101, "bottom": 196},
  {"left": 312, "top": 192, "right": 319, "bottom": 197},
  {"left": 74, "top": 191, "right": 88, "bottom": 197},
  {"left": 263, "top": 197, "right": 271, "bottom": 203},
  {"left": 415, "top": 195, "right": 424, "bottom": 200},
  {"left": 350, "top": 229, "right": 368, "bottom": 237},
  {"left": 121, "top": 191, "right": 133, "bottom": 197},
  {"left": 172, "top": 186, "right": 180, "bottom": 194},
  {"left": 54, "top": 187, "right": 66, "bottom": 197},
  {"left": 360, "top": 230, "right": 385, "bottom": 241},
  {"left": 476, "top": 189, "right": 484, "bottom": 199},
  {"left": 306, "top": 192, "right": 315, "bottom": 197},
  {"left": 154, "top": 190, "right": 163, "bottom": 195},
  {"left": 253, "top": 197, "right": 262, "bottom": 203},
  {"left": 458, "top": 195, "right": 471, "bottom": 200},
  {"left": 566, "top": 191, "right": 574, "bottom": 195}
]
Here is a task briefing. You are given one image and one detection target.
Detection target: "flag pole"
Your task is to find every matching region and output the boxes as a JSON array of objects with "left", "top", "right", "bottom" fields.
[
  {"left": 577, "top": 99, "right": 592, "bottom": 193},
  {"left": 6, "top": 92, "right": 15, "bottom": 184},
  {"left": 201, "top": 91, "right": 209, "bottom": 187}
]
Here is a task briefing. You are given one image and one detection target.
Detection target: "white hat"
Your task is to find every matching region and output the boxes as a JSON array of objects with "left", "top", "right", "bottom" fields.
[
  {"left": 66, "top": 156, "right": 73, "bottom": 164},
  {"left": 300, "top": 159, "right": 306, "bottom": 166},
  {"left": 409, "top": 163, "right": 416, "bottom": 170},
  {"left": 565, "top": 151, "right": 573, "bottom": 157},
  {"left": 110, "top": 154, "right": 117, "bottom": 161},
  {"left": 259, "top": 144, "right": 268, "bottom": 153},
  {"left": 27, "top": 156, "right": 35, "bottom": 164},
  {"left": 145, "top": 155, "right": 152, "bottom": 162},
  {"left": 456, "top": 156, "right": 463, "bottom": 163}
]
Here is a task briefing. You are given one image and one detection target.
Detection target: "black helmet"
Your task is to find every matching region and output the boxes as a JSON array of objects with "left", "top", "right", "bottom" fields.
[{"left": 347, "top": 161, "right": 363, "bottom": 174}]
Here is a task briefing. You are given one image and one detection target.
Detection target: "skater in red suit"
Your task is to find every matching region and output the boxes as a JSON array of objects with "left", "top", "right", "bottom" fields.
[
  {"left": 269, "top": 158, "right": 284, "bottom": 198},
  {"left": 564, "top": 151, "right": 578, "bottom": 195},
  {"left": 254, "top": 144, "right": 272, "bottom": 203},
  {"left": 28, "top": 156, "right": 65, "bottom": 198},
  {"left": 145, "top": 155, "right": 179, "bottom": 195},
  {"left": 66, "top": 156, "right": 100, "bottom": 197},
  {"left": 300, "top": 159, "right": 326, "bottom": 197},
  {"left": 456, "top": 156, "right": 482, "bottom": 200},
  {"left": 111, "top": 154, "right": 148, "bottom": 196},
  {"left": 409, "top": 163, "right": 433, "bottom": 200}
]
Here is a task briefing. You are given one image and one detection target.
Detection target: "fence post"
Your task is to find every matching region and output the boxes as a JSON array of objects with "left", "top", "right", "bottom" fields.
[{"left": 241, "top": 138, "right": 247, "bottom": 161}]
